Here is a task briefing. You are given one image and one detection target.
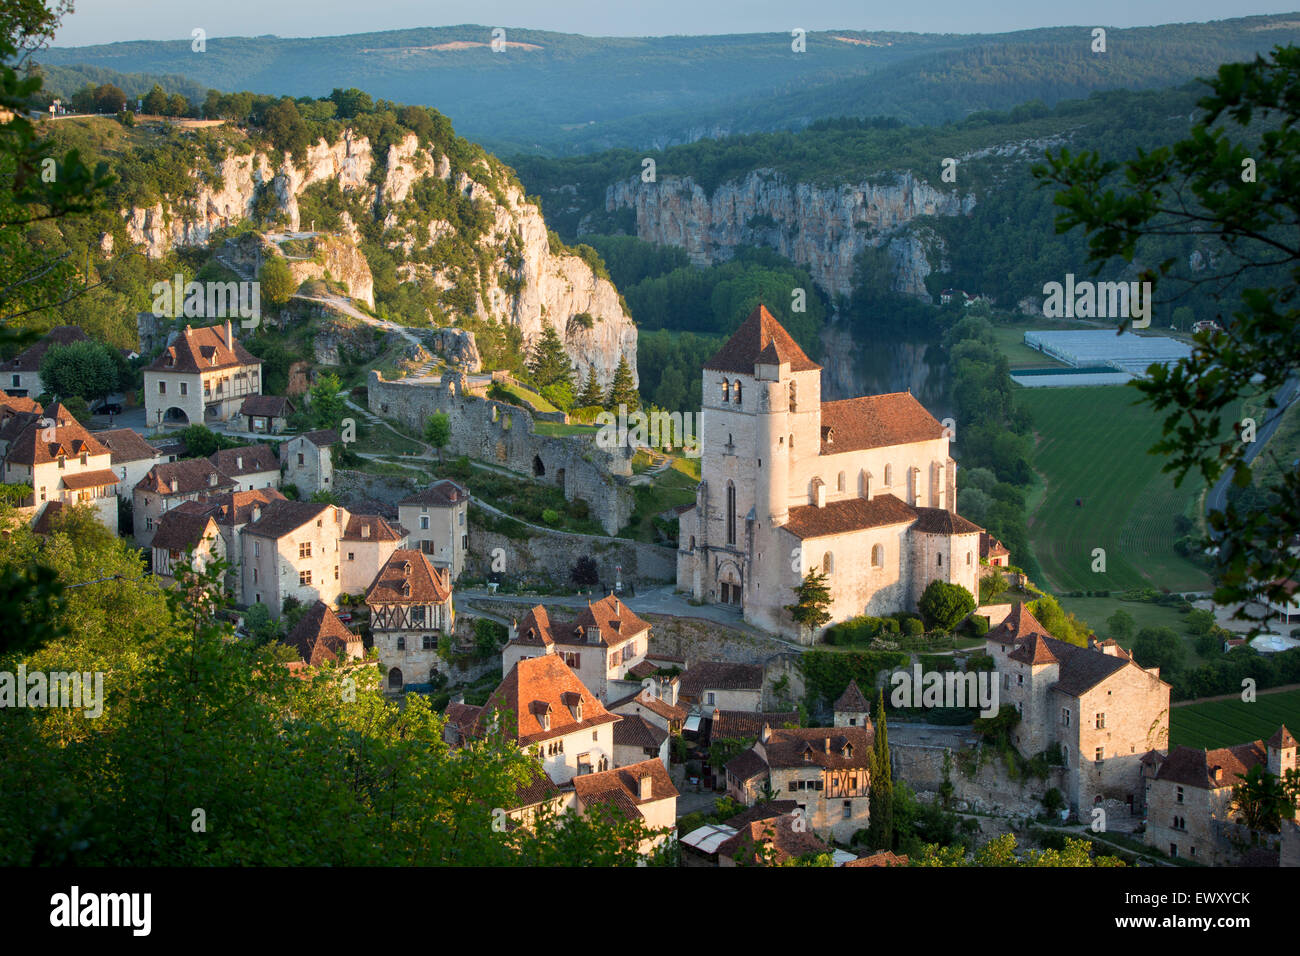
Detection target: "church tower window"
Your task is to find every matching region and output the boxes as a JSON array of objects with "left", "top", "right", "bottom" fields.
[
  {"left": 726, "top": 482, "right": 736, "bottom": 546},
  {"left": 871, "top": 545, "right": 884, "bottom": 567},
  {"left": 721, "top": 381, "right": 730, "bottom": 403},
  {"left": 733, "top": 380, "right": 743, "bottom": 404}
]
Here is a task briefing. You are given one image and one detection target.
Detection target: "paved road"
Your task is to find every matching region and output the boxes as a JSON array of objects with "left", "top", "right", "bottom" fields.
[{"left": 1206, "top": 375, "right": 1300, "bottom": 527}]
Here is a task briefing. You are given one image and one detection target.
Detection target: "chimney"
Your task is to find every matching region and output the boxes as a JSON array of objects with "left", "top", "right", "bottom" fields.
[
  {"left": 637, "top": 773, "right": 652, "bottom": 801},
  {"left": 236, "top": 455, "right": 243, "bottom": 470},
  {"left": 815, "top": 481, "right": 826, "bottom": 508},
  {"left": 225, "top": 319, "right": 233, "bottom": 349},
  {"left": 824, "top": 736, "right": 831, "bottom": 753},
  {"left": 760, "top": 722, "right": 772, "bottom": 744},
  {"left": 170, "top": 478, "right": 179, "bottom": 494},
  {"left": 209, "top": 473, "right": 217, "bottom": 487}
]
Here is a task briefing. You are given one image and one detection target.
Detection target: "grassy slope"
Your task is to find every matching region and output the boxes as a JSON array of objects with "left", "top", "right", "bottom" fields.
[
  {"left": 1016, "top": 385, "right": 1214, "bottom": 595},
  {"left": 1170, "top": 688, "right": 1300, "bottom": 750}
]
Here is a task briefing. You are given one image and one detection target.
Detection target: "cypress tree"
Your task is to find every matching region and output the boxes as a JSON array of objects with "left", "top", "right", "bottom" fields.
[
  {"left": 868, "top": 689, "right": 894, "bottom": 851},
  {"left": 604, "top": 356, "right": 639, "bottom": 411},
  {"left": 577, "top": 367, "right": 604, "bottom": 408}
]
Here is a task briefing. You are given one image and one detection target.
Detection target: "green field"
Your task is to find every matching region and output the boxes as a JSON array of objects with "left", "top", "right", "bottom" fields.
[
  {"left": 1170, "top": 689, "right": 1300, "bottom": 750},
  {"left": 988, "top": 319, "right": 1076, "bottom": 369},
  {"left": 1017, "top": 386, "right": 1215, "bottom": 594}
]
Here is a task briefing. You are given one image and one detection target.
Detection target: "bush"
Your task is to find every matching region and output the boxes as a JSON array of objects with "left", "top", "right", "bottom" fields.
[
  {"left": 918, "top": 580, "right": 976, "bottom": 631},
  {"left": 901, "top": 617, "right": 925, "bottom": 637},
  {"left": 541, "top": 508, "right": 562, "bottom": 526}
]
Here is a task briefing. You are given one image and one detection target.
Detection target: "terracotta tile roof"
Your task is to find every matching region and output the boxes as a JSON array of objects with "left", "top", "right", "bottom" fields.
[
  {"left": 819, "top": 392, "right": 946, "bottom": 454},
  {"left": 913, "top": 507, "right": 983, "bottom": 535},
  {"left": 844, "top": 850, "right": 909, "bottom": 867},
  {"left": 444, "top": 701, "right": 483, "bottom": 742},
  {"left": 717, "top": 813, "right": 831, "bottom": 865},
  {"left": 626, "top": 660, "right": 659, "bottom": 680},
  {"left": 710, "top": 709, "right": 800, "bottom": 741},
  {"left": 512, "top": 764, "right": 563, "bottom": 810},
  {"left": 834, "top": 679, "right": 872, "bottom": 714},
  {"left": 297, "top": 429, "right": 339, "bottom": 447},
  {"left": 571, "top": 757, "right": 678, "bottom": 813},
  {"left": 283, "top": 600, "right": 361, "bottom": 666},
  {"left": 400, "top": 479, "right": 469, "bottom": 507},
  {"left": 760, "top": 727, "right": 875, "bottom": 771},
  {"left": 95, "top": 428, "right": 160, "bottom": 465},
  {"left": 145, "top": 323, "right": 259, "bottom": 374},
  {"left": 59, "top": 469, "right": 119, "bottom": 490},
  {"left": 239, "top": 394, "right": 294, "bottom": 417},
  {"left": 243, "top": 499, "right": 333, "bottom": 539},
  {"left": 197, "top": 488, "right": 287, "bottom": 526},
  {"left": 704, "top": 305, "right": 820, "bottom": 374},
  {"left": 3, "top": 325, "right": 88, "bottom": 372},
  {"left": 3, "top": 403, "right": 111, "bottom": 466},
  {"left": 136, "top": 458, "right": 236, "bottom": 497},
  {"left": 209, "top": 445, "right": 279, "bottom": 478},
  {"left": 980, "top": 531, "right": 1010, "bottom": 558},
  {"left": 725, "top": 749, "right": 770, "bottom": 783},
  {"left": 783, "top": 493, "right": 917, "bottom": 540},
  {"left": 511, "top": 605, "right": 554, "bottom": 647},
  {"left": 365, "top": 549, "right": 452, "bottom": 605},
  {"left": 1009, "top": 632, "right": 1059, "bottom": 666},
  {"left": 608, "top": 688, "right": 688, "bottom": 723},
  {"left": 151, "top": 510, "right": 219, "bottom": 552},
  {"left": 478, "top": 655, "right": 619, "bottom": 747},
  {"left": 560, "top": 593, "right": 649, "bottom": 648},
  {"left": 1269, "top": 725, "right": 1297, "bottom": 749},
  {"left": 986, "top": 603, "right": 1052, "bottom": 646},
  {"left": 680, "top": 660, "right": 763, "bottom": 698},
  {"left": 722, "top": 800, "right": 800, "bottom": 829},
  {"left": 0, "top": 396, "right": 42, "bottom": 415},
  {"left": 1155, "top": 742, "right": 1266, "bottom": 790},
  {"left": 613, "top": 714, "right": 668, "bottom": 751},
  {"left": 343, "top": 513, "right": 402, "bottom": 542}
]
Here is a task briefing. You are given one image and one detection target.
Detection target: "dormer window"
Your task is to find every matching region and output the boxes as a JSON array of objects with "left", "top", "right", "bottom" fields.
[
  {"left": 401, "top": 582, "right": 411, "bottom": 598},
  {"left": 843, "top": 743, "right": 853, "bottom": 758},
  {"left": 586, "top": 626, "right": 600, "bottom": 644}
]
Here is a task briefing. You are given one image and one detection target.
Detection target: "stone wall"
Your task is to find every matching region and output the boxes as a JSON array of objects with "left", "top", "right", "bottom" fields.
[
  {"left": 893, "top": 741, "right": 1069, "bottom": 817},
  {"left": 467, "top": 527, "right": 676, "bottom": 585},
  {"left": 368, "top": 369, "right": 635, "bottom": 534}
]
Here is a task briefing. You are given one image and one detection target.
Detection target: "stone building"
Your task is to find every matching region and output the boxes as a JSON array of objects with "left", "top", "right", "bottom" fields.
[
  {"left": 2, "top": 325, "right": 88, "bottom": 399},
  {"left": 833, "top": 679, "right": 872, "bottom": 728},
  {"left": 241, "top": 501, "right": 399, "bottom": 617},
  {"left": 143, "top": 322, "right": 262, "bottom": 428},
  {"left": 209, "top": 445, "right": 281, "bottom": 492},
  {"left": 95, "top": 428, "right": 163, "bottom": 492},
  {"left": 397, "top": 479, "right": 469, "bottom": 579},
  {"left": 676, "top": 305, "right": 980, "bottom": 641},
  {"left": 678, "top": 660, "right": 764, "bottom": 712},
  {"left": 149, "top": 510, "right": 223, "bottom": 585},
  {"left": 282, "top": 429, "right": 337, "bottom": 497},
  {"left": 368, "top": 369, "right": 634, "bottom": 535},
  {"left": 0, "top": 402, "right": 120, "bottom": 533},
  {"left": 987, "top": 604, "right": 1171, "bottom": 814},
  {"left": 238, "top": 394, "right": 295, "bottom": 435},
  {"left": 365, "top": 549, "right": 455, "bottom": 692},
  {"left": 613, "top": 714, "right": 669, "bottom": 769},
  {"left": 570, "top": 759, "right": 678, "bottom": 855},
  {"left": 133, "top": 458, "right": 237, "bottom": 548},
  {"left": 342, "top": 514, "right": 406, "bottom": 595},
  {"left": 725, "top": 722, "right": 875, "bottom": 843},
  {"left": 500, "top": 595, "right": 651, "bottom": 702},
  {"left": 1145, "top": 725, "right": 1297, "bottom": 864},
  {"left": 282, "top": 601, "right": 364, "bottom": 667}
]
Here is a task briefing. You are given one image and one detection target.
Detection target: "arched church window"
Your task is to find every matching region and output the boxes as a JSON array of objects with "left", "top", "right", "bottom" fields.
[
  {"left": 721, "top": 380, "right": 730, "bottom": 403},
  {"left": 822, "top": 551, "right": 833, "bottom": 574},
  {"left": 884, "top": 464, "right": 893, "bottom": 486},
  {"left": 726, "top": 482, "right": 736, "bottom": 546},
  {"left": 789, "top": 381, "right": 797, "bottom": 412},
  {"left": 871, "top": 545, "right": 884, "bottom": 567},
  {"left": 733, "top": 380, "right": 743, "bottom": 404},
  {"left": 937, "top": 553, "right": 943, "bottom": 568},
  {"left": 967, "top": 552, "right": 972, "bottom": 566},
  {"left": 837, "top": 472, "right": 845, "bottom": 492}
]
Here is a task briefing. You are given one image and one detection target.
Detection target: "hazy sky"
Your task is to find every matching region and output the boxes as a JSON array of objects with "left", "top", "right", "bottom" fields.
[{"left": 50, "top": 1, "right": 1300, "bottom": 47}]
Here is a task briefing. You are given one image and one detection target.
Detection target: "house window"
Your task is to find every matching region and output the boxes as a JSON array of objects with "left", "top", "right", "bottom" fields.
[
  {"left": 1095, "top": 712, "right": 1106, "bottom": 729},
  {"left": 1170, "top": 844, "right": 1178, "bottom": 858},
  {"left": 180, "top": 382, "right": 188, "bottom": 396},
  {"left": 1095, "top": 747, "right": 1104, "bottom": 762},
  {"left": 254, "top": 541, "right": 260, "bottom": 557},
  {"left": 843, "top": 800, "right": 852, "bottom": 819},
  {"left": 1062, "top": 708, "right": 1071, "bottom": 726},
  {"left": 423, "top": 635, "right": 436, "bottom": 650},
  {"left": 253, "top": 568, "right": 258, "bottom": 583},
  {"left": 299, "top": 542, "right": 311, "bottom": 558},
  {"left": 396, "top": 637, "right": 406, "bottom": 650},
  {"left": 334, "top": 566, "right": 339, "bottom": 580},
  {"left": 299, "top": 570, "right": 312, "bottom": 586},
  {"left": 1176, "top": 786, "right": 1184, "bottom": 804},
  {"left": 788, "top": 781, "right": 798, "bottom": 792},
  {"left": 420, "top": 515, "right": 429, "bottom": 530},
  {"left": 348, "top": 552, "right": 354, "bottom": 561},
  {"left": 564, "top": 652, "right": 580, "bottom": 668},
  {"left": 145, "top": 516, "right": 153, "bottom": 530},
  {"left": 706, "top": 692, "right": 715, "bottom": 706},
  {"left": 158, "top": 381, "right": 166, "bottom": 394}
]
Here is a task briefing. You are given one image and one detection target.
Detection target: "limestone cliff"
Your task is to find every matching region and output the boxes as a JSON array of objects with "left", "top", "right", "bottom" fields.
[
  {"left": 603, "top": 169, "right": 974, "bottom": 300},
  {"left": 119, "top": 132, "right": 636, "bottom": 386}
]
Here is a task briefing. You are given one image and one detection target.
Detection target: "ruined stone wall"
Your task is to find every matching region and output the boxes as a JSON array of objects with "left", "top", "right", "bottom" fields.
[
  {"left": 467, "top": 527, "right": 675, "bottom": 586},
  {"left": 368, "top": 370, "right": 634, "bottom": 534}
]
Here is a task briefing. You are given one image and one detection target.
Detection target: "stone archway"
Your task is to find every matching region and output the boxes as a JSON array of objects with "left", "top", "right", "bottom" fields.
[
  {"left": 162, "top": 406, "right": 189, "bottom": 426},
  {"left": 716, "top": 560, "right": 742, "bottom": 606},
  {"left": 388, "top": 667, "right": 403, "bottom": 690}
]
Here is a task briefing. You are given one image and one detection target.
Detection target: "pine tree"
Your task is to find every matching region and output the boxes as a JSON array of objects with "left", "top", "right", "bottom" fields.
[
  {"left": 526, "top": 324, "right": 574, "bottom": 390},
  {"left": 784, "top": 569, "right": 831, "bottom": 634},
  {"left": 577, "top": 367, "right": 604, "bottom": 408},
  {"left": 604, "top": 356, "right": 639, "bottom": 411},
  {"left": 867, "top": 689, "right": 894, "bottom": 851}
]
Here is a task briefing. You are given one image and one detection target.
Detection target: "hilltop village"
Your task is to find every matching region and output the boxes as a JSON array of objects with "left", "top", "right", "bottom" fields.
[{"left": 6, "top": 302, "right": 1296, "bottom": 869}]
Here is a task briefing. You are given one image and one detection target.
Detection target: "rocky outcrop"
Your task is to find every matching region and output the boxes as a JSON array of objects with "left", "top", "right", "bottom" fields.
[
  {"left": 604, "top": 169, "right": 974, "bottom": 300},
  {"left": 118, "top": 131, "right": 636, "bottom": 385},
  {"left": 427, "top": 327, "right": 482, "bottom": 373}
]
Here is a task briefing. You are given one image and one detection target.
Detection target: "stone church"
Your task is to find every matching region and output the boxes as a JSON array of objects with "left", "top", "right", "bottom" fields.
[{"left": 676, "top": 305, "right": 981, "bottom": 640}]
